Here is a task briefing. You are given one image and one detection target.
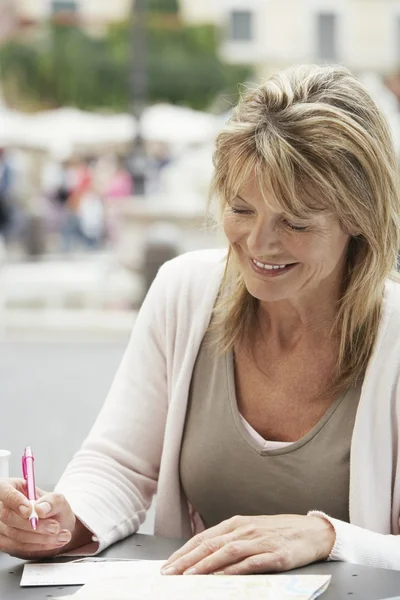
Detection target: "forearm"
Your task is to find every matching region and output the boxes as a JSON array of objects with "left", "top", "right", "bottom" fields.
[{"left": 309, "top": 510, "right": 400, "bottom": 570}]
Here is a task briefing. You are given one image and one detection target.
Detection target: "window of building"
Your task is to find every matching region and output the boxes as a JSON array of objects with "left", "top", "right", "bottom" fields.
[
  {"left": 229, "top": 10, "right": 253, "bottom": 42},
  {"left": 51, "top": 0, "right": 77, "bottom": 14},
  {"left": 316, "top": 12, "right": 338, "bottom": 61}
]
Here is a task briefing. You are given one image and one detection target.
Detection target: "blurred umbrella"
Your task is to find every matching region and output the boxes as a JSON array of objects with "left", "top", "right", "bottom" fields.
[
  {"left": 0, "top": 107, "right": 32, "bottom": 148},
  {"left": 0, "top": 103, "right": 221, "bottom": 156},
  {"left": 160, "top": 143, "right": 215, "bottom": 209},
  {"left": 27, "top": 108, "right": 137, "bottom": 157},
  {"left": 0, "top": 106, "right": 137, "bottom": 156},
  {"left": 141, "top": 103, "right": 219, "bottom": 145}
]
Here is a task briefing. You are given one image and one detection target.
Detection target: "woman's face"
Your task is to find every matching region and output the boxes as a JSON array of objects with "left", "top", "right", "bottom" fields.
[{"left": 222, "top": 177, "right": 351, "bottom": 305}]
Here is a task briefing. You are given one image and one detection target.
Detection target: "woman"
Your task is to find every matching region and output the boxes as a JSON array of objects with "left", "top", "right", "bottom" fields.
[{"left": 1, "top": 64, "right": 400, "bottom": 573}]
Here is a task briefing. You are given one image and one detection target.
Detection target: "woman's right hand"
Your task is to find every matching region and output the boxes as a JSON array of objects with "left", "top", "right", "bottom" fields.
[{"left": 0, "top": 478, "right": 76, "bottom": 559}]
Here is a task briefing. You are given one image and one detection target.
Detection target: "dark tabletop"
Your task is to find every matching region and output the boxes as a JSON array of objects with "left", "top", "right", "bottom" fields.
[{"left": 1, "top": 533, "right": 400, "bottom": 599}]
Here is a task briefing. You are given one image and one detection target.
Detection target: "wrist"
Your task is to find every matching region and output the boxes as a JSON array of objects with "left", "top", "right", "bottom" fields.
[
  {"left": 60, "top": 516, "right": 97, "bottom": 554},
  {"left": 308, "top": 515, "right": 336, "bottom": 561}
]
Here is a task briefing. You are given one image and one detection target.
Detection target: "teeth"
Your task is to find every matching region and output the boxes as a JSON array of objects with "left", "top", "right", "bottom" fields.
[{"left": 252, "top": 259, "right": 288, "bottom": 270}]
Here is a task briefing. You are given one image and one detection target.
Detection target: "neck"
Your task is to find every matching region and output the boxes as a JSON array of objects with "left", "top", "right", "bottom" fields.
[{"left": 258, "top": 282, "right": 341, "bottom": 350}]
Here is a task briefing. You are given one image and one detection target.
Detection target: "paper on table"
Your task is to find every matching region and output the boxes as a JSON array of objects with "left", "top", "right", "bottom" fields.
[
  {"left": 55, "top": 571, "right": 331, "bottom": 600},
  {"left": 21, "top": 559, "right": 165, "bottom": 587}
]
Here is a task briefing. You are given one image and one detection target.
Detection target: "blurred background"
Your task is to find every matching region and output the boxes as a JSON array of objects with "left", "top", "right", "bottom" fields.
[{"left": 0, "top": 0, "right": 400, "bottom": 531}]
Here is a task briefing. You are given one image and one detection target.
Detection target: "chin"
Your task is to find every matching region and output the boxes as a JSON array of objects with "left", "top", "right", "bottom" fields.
[{"left": 244, "top": 279, "right": 293, "bottom": 303}]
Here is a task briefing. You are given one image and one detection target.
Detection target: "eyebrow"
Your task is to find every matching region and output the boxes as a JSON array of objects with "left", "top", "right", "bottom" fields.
[
  {"left": 234, "top": 194, "right": 311, "bottom": 222},
  {"left": 235, "top": 195, "right": 251, "bottom": 205}
]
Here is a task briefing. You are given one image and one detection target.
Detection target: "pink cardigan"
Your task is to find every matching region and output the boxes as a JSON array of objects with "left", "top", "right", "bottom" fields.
[{"left": 56, "top": 249, "right": 400, "bottom": 569}]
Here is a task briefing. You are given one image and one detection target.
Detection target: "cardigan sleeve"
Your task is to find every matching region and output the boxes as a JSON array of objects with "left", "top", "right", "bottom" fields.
[
  {"left": 308, "top": 297, "right": 400, "bottom": 571},
  {"left": 55, "top": 263, "right": 171, "bottom": 553},
  {"left": 308, "top": 511, "right": 400, "bottom": 570}
]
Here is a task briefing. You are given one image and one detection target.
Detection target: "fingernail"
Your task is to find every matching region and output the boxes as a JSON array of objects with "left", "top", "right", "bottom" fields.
[
  {"left": 57, "top": 532, "right": 70, "bottom": 543},
  {"left": 46, "top": 524, "right": 59, "bottom": 534},
  {"left": 213, "top": 571, "right": 225, "bottom": 575},
  {"left": 19, "top": 505, "right": 29, "bottom": 517},
  {"left": 183, "top": 568, "right": 196, "bottom": 575},
  {"left": 161, "top": 566, "right": 176, "bottom": 575},
  {"left": 36, "top": 502, "right": 51, "bottom": 515}
]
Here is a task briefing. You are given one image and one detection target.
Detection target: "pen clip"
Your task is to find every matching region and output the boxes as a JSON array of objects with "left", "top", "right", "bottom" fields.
[{"left": 21, "top": 454, "right": 27, "bottom": 480}]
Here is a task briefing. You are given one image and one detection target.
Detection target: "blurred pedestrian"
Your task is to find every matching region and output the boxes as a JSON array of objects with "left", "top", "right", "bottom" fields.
[
  {"left": 103, "top": 156, "right": 133, "bottom": 245},
  {"left": 0, "top": 148, "right": 12, "bottom": 242},
  {"left": 77, "top": 188, "right": 105, "bottom": 249},
  {"left": 59, "top": 158, "right": 96, "bottom": 252},
  {"left": 146, "top": 142, "right": 172, "bottom": 195}
]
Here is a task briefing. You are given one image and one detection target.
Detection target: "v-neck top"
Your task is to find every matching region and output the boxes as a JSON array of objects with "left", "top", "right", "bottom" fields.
[{"left": 180, "top": 327, "right": 361, "bottom": 529}]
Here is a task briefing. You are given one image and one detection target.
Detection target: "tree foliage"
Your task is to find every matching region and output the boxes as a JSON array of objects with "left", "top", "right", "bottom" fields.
[
  {"left": 0, "top": 13, "right": 252, "bottom": 112},
  {"left": 148, "top": 0, "right": 179, "bottom": 13}
]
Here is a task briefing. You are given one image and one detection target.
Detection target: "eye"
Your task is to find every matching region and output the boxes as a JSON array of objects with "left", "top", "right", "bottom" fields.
[
  {"left": 282, "top": 219, "right": 309, "bottom": 232},
  {"left": 230, "top": 207, "right": 254, "bottom": 215}
]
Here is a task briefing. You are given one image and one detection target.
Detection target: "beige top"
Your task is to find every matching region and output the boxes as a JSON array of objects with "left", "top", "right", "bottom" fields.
[{"left": 180, "top": 330, "right": 361, "bottom": 529}]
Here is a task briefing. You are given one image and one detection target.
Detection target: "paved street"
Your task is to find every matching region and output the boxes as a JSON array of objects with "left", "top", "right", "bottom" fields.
[{"left": 0, "top": 336, "right": 155, "bottom": 533}]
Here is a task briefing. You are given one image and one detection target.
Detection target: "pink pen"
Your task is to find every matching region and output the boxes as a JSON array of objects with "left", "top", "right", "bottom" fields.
[{"left": 22, "top": 447, "right": 38, "bottom": 530}]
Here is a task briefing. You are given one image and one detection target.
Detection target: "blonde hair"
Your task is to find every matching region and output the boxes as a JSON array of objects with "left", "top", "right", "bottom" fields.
[{"left": 210, "top": 64, "right": 400, "bottom": 391}]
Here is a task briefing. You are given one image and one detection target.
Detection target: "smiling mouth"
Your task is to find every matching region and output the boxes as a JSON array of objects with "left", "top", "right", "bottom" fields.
[
  {"left": 249, "top": 257, "right": 298, "bottom": 276},
  {"left": 250, "top": 258, "right": 296, "bottom": 271}
]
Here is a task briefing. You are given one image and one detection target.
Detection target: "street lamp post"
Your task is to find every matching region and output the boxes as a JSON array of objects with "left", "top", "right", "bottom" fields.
[{"left": 130, "top": 0, "right": 148, "bottom": 197}]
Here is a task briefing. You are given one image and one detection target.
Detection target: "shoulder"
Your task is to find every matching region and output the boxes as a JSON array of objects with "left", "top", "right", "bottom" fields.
[
  {"left": 382, "top": 279, "right": 400, "bottom": 401},
  {"left": 376, "top": 278, "right": 400, "bottom": 362},
  {"left": 383, "top": 278, "right": 400, "bottom": 327},
  {"left": 145, "top": 249, "right": 227, "bottom": 321},
  {"left": 157, "top": 248, "right": 227, "bottom": 292},
  {"left": 133, "top": 249, "right": 228, "bottom": 348},
  {"left": 144, "top": 249, "right": 228, "bottom": 348},
  {"left": 162, "top": 248, "right": 228, "bottom": 270}
]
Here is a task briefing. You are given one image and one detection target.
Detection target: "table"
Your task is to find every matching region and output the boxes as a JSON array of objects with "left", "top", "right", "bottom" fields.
[{"left": 1, "top": 533, "right": 400, "bottom": 599}]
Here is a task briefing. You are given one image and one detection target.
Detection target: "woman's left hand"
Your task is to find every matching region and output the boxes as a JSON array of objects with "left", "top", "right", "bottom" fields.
[{"left": 161, "top": 514, "right": 335, "bottom": 575}]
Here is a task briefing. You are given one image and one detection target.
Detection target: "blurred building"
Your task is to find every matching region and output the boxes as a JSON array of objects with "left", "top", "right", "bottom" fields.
[
  {"left": 8, "top": 0, "right": 132, "bottom": 31},
  {"left": 179, "top": 0, "right": 400, "bottom": 77},
  {"left": 179, "top": 0, "right": 221, "bottom": 26},
  {"left": 0, "top": 1, "right": 18, "bottom": 42},
  {"left": 5, "top": 0, "right": 400, "bottom": 77}
]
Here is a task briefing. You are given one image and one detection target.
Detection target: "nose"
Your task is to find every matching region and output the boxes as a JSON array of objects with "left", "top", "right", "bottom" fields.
[{"left": 247, "top": 215, "right": 281, "bottom": 257}]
